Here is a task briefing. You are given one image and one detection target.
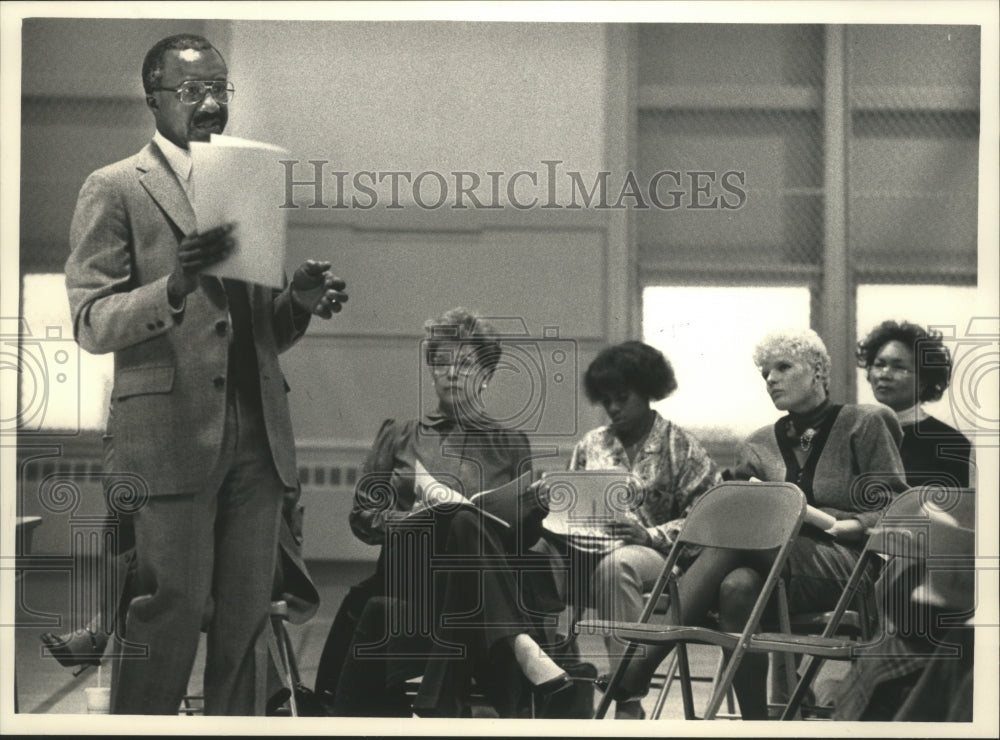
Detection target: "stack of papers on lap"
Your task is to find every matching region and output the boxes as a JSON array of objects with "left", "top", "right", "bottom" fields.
[
  {"left": 409, "top": 459, "right": 535, "bottom": 528},
  {"left": 541, "top": 471, "right": 645, "bottom": 553}
]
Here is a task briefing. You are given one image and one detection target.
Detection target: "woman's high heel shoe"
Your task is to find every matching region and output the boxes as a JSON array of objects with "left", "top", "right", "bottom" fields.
[
  {"left": 528, "top": 670, "right": 573, "bottom": 717},
  {"left": 39, "top": 626, "right": 106, "bottom": 669},
  {"left": 512, "top": 634, "right": 572, "bottom": 698},
  {"left": 594, "top": 672, "right": 648, "bottom": 703},
  {"left": 531, "top": 670, "right": 572, "bottom": 698},
  {"left": 594, "top": 672, "right": 648, "bottom": 718}
]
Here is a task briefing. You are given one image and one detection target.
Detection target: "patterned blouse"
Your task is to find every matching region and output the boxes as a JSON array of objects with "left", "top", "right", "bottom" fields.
[{"left": 568, "top": 411, "right": 721, "bottom": 551}]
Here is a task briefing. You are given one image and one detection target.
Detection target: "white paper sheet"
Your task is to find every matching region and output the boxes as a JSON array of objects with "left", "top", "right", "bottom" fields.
[
  {"left": 413, "top": 458, "right": 467, "bottom": 507},
  {"left": 190, "top": 134, "right": 289, "bottom": 288}
]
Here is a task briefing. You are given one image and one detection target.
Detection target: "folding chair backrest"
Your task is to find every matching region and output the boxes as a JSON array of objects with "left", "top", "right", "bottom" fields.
[
  {"left": 777, "top": 487, "right": 974, "bottom": 719},
  {"left": 681, "top": 481, "right": 806, "bottom": 720},
  {"left": 870, "top": 487, "right": 975, "bottom": 560},
  {"left": 679, "top": 481, "right": 806, "bottom": 551}
]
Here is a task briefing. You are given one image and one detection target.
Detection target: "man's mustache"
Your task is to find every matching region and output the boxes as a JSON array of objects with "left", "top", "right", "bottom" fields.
[{"left": 192, "top": 113, "right": 225, "bottom": 126}]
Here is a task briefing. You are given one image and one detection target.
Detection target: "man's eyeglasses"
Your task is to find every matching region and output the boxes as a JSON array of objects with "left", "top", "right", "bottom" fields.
[
  {"left": 152, "top": 80, "right": 234, "bottom": 105},
  {"left": 870, "top": 360, "right": 914, "bottom": 376}
]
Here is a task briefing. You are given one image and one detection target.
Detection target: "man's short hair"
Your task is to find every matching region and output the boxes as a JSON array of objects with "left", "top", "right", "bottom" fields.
[{"left": 142, "top": 33, "right": 221, "bottom": 94}]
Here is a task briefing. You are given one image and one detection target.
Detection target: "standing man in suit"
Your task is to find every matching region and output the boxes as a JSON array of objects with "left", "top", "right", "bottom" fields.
[{"left": 64, "top": 33, "right": 347, "bottom": 715}]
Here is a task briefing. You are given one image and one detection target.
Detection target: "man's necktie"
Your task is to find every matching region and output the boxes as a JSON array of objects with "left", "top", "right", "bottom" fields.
[{"left": 221, "top": 278, "right": 261, "bottom": 401}]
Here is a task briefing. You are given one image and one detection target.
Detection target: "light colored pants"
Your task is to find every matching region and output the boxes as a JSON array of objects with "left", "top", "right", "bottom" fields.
[
  {"left": 111, "top": 392, "right": 283, "bottom": 715},
  {"left": 591, "top": 544, "right": 666, "bottom": 669}
]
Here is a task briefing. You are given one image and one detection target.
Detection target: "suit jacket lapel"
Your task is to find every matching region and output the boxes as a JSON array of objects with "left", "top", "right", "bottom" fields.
[
  {"left": 137, "top": 142, "right": 197, "bottom": 237},
  {"left": 136, "top": 142, "right": 228, "bottom": 304}
]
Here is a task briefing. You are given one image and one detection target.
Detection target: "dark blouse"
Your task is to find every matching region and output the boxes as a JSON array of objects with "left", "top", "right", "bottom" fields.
[
  {"left": 349, "top": 412, "right": 534, "bottom": 545},
  {"left": 900, "top": 415, "right": 972, "bottom": 489}
]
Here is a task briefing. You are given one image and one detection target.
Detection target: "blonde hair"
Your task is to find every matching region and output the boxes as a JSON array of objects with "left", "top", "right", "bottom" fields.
[{"left": 752, "top": 327, "right": 831, "bottom": 390}]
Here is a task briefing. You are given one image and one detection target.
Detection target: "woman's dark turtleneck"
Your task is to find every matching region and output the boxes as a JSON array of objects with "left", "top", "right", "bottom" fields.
[{"left": 787, "top": 397, "right": 832, "bottom": 437}]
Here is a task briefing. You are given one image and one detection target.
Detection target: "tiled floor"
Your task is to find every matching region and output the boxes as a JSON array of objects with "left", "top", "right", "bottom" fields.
[{"left": 13, "top": 560, "right": 846, "bottom": 720}]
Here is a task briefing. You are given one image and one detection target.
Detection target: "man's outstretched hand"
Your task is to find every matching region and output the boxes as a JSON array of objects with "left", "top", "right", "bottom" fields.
[{"left": 291, "top": 260, "right": 348, "bottom": 318}]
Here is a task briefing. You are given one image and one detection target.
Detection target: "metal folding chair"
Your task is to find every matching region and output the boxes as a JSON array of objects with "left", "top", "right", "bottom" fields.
[
  {"left": 646, "top": 593, "right": 869, "bottom": 720},
  {"left": 761, "top": 486, "right": 975, "bottom": 720},
  {"left": 576, "top": 480, "right": 808, "bottom": 720},
  {"left": 179, "top": 599, "right": 301, "bottom": 716}
]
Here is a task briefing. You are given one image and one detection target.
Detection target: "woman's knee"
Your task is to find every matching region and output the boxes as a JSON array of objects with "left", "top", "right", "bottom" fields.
[
  {"left": 718, "top": 567, "right": 763, "bottom": 624},
  {"left": 593, "top": 547, "right": 641, "bottom": 594},
  {"left": 444, "top": 509, "right": 488, "bottom": 549}
]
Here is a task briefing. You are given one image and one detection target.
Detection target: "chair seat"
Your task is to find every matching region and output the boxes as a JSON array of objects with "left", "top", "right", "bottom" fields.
[
  {"left": 577, "top": 619, "right": 743, "bottom": 649},
  {"left": 750, "top": 632, "right": 855, "bottom": 658},
  {"left": 786, "top": 610, "right": 863, "bottom": 636},
  {"left": 759, "top": 609, "right": 865, "bottom": 638},
  {"left": 579, "top": 617, "right": 858, "bottom": 659}
]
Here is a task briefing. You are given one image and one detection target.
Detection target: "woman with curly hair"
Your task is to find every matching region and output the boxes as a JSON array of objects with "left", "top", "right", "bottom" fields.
[
  {"left": 856, "top": 319, "right": 972, "bottom": 488},
  {"left": 567, "top": 341, "right": 721, "bottom": 719},
  {"left": 599, "top": 328, "right": 908, "bottom": 720},
  {"left": 829, "top": 321, "right": 974, "bottom": 721}
]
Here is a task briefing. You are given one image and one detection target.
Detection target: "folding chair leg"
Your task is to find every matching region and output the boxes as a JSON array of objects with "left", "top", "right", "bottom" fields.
[
  {"left": 270, "top": 623, "right": 297, "bottom": 716},
  {"left": 266, "top": 601, "right": 298, "bottom": 717},
  {"left": 649, "top": 646, "right": 738, "bottom": 720},
  {"left": 675, "top": 643, "right": 697, "bottom": 720},
  {"left": 773, "top": 578, "right": 802, "bottom": 720},
  {"left": 713, "top": 649, "right": 737, "bottom": 718},
  {"left": 650, "top": 651, "right": 679, "bottom": 719},
  {"left": 280, "top": 624, "right": 302, "bottom": 687},
  {"left": 593, "top": 640, "right": 639, "bottom": 719},
  {"left": 780, "top": 655, "right": 824, "bottom": 720}
]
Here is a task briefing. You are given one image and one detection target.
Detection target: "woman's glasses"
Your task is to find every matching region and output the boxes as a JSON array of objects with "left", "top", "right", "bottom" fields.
[
  {"left": 429, "top": 349, "right": 481, "bottom": 376},
  {"left": 870, "top": 359, "right": 914, "bottom": 376}
]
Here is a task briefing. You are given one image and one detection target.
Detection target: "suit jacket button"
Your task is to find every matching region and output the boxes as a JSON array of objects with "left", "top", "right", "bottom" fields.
[
  {"left": 215, "top": 320, "right": 228, "bottom": 336},
  {"left": 213, "top": 375, "right": 226, "bottom": 389}
]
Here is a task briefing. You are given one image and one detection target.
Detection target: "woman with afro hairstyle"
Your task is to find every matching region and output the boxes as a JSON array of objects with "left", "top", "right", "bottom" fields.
[{"left": 566, "top": 341, "right": 721, "bottom": 719}]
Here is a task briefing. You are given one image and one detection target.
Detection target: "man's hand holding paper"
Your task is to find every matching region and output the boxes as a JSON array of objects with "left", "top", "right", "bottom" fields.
[
  {"left": 190, "top": 134, "right": 288, "bottom": 289},
  {"left": 166, "top": 223, "right": 236, "bottom": 307}
]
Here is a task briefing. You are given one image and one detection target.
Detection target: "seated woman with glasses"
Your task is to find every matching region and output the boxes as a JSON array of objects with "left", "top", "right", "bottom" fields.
[
  {"left": 319, "top": 307, "right": 569, "bottom": 718},
  {"left": 599, "top": 327, "right": 908, "bottom": 720},
  {"left": 829, "top": 320, "right": 974, "bottom": 721},
  {"left": 563, "top": 341, "right": 720, "bottom": 719},
  {"left": 856, "top": 319, "right": 972, "bottom": 489}
]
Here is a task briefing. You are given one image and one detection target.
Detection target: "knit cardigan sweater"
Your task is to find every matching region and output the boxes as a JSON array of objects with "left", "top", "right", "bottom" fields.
[{"left": 732, "top": 403, "right": 909, "bottom": 530}]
